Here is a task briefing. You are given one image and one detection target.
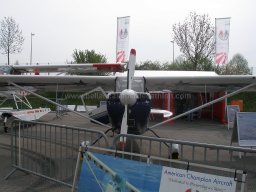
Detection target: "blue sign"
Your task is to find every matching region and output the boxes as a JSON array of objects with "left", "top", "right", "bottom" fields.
[
  {"left": 236, "top": 112, "right": 256, "bottom": 146},
  {"left": 78, "top": 153, "right": 162, "bottom": 192}
]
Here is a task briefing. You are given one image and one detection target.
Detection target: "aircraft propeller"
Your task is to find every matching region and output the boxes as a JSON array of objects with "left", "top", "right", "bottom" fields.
[{"left": 119, "top": 49, "right": 137, "bottom": 144}]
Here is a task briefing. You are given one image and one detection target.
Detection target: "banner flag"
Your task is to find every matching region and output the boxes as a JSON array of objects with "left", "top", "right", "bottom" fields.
[
  {"left": 116, "top": 16, "right": 130, "bottom": 63},
  {"left": 215, "top": 18, "right": 231, "bottom": 65}
]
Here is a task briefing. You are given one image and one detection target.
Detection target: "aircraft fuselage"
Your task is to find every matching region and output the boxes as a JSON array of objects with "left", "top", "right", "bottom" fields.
[{"left": 107, "top": 92, "right": 151, "bottom": 135}]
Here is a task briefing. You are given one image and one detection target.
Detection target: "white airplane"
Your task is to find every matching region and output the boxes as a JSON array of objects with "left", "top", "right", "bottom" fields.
[
  {"left": 0, "top": 49, "right": 255, "bottom": 150},
  {"left": 0, "top": 63, "right": 126, "bottom": 75},
  {"left": 0, "top": 89, "right": 51, "bottom": 133},
  {"left": 0, "top": 63, "right": 126, "bottom": 132}
]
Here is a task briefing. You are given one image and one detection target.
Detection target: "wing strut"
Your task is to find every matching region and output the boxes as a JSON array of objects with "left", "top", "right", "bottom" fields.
[
  {"left": 9, "top": 81, "right": 111, "bottom": 129},
  {"left": 149, "top": 83, "right": 256, "bottom": 129},
  {"left": 80, "top": 86, "right": 107, "bottom": 114}
]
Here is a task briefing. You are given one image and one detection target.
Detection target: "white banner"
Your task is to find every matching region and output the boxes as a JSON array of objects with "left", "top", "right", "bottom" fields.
[
  {"left": 215, "top": 18, "right": 231, "bottom": 65},
  {"left": 116, "top": 16, "right": 130, "bottom": 62},
  {"left": 159, "top": 167, "right": 236, "bottom": 192}
]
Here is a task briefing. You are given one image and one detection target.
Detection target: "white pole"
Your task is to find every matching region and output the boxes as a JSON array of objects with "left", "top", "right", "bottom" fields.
[
  {"left": 30, "top": 33, "right": 35, "bottom": 65},
  {"left": 71, "top": 145, "right": 82, "bottom": 192},
  {"left": 18, "top": 122, "right": 21, "bottom": 167},
  {"left": 240, "top": 171, "right": 247, "bottom": 192}
]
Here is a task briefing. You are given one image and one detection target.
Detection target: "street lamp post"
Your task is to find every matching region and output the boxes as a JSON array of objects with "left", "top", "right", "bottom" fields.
[
  {"left": 30, "top": 33, "right": 35, "bottom": 65},
  {"left": 171, "top": 40, "right": 174, "bottom": 63}
]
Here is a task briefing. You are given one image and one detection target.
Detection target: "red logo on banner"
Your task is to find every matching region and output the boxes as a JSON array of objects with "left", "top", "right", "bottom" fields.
[
  {"left": 116, "top": 50, "right": 125, "bottom": 62},
  {"left": 216, "top": 52, "right": 227, "bottom": 65}
]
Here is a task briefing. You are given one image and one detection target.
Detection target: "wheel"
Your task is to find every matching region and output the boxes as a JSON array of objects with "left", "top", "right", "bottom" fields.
[
  {"left": 4, "top": 126, "right": 8, "bottom": 133},
  {"left": 115, "top": 138, "right": 140, "bottom": 160},
  {"left": 124, "top": 138, "right": 140, "bottom": 154}
]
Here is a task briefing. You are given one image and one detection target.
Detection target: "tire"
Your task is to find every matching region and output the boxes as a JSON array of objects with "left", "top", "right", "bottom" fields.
[{"left": 115, "top": 138, "right": 140, "bottom": 160}]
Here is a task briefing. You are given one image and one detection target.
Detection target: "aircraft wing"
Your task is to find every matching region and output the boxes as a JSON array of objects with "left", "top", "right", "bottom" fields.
[
  {"left": 0, "top": 75, "right": 117, "bottom": 92},
  {"left": 0, "top": 72, "right": 255, "bottom": 93},
  {"left": 115, "top": 71, "right": 256, "bottom": 92},
  {"left": 143, "top": 75, "right": 256, "bottom": 92},
  {"left": 12, "top": 63, "right": 126, "bottom": 73}
]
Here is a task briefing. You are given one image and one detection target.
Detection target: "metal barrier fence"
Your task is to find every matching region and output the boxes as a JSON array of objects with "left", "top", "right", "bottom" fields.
[
  {"left": 112, "top": 134, "right": 256, "bottom": 172},
  {"left": 112, "top": 134, "right": 256, "bottom": 192},
  {"left": 6, "top": 120, "right": 256, "bottom": 191},
  {"left": 7, "top": 119, "right": 109, "bottom": 188}
]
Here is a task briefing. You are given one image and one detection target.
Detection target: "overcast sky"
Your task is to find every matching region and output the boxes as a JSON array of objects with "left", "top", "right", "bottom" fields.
[{"left": 0, "top": 0, "right": 255, "bottom": 67}]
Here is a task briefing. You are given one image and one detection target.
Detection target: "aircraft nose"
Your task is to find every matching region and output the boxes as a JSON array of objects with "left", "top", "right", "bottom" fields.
[{"left": 119, "top": 89, "right": 138, "bottom": 106}]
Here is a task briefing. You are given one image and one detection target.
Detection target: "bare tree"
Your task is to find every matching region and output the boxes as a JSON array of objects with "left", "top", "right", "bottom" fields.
[
  {"left": 173, "top": 12, "right": 215, "bottom": 70},
  {"left": 0, "top": 17, "right": 24, "bottom": 65}
]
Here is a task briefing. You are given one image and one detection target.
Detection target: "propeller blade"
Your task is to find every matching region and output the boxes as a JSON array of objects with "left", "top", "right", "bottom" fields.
[
  {"left": 127, "top": 49, "right": 136, "bottom": 89},
  {"left": 119, "top": 49, "right": 136, "bottom": 144},
  {"left": 120, "top": 104, "right": 128, "bottom": 143}
]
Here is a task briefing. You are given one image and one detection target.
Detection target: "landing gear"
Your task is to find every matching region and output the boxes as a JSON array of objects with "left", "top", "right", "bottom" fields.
[
  {"left": 4, "top": 126, "right": 8, "bottom": 133},
  {"left": 115, "top": 138, "right": 140, "bottom": 160},
  {"left": 124, "top": 138, "right": 140, "bottom": 154},
  {"left": 3, "top": 116, "right": 9, "bottom": 133}
]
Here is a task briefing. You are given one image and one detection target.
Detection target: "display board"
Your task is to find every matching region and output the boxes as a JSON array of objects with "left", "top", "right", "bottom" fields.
[
  {"left": 231, "top": 112, "right": 256, "bottom": 146},
  {"left": 78, "top": 152, "right": 237, "bottom": 192},
  {"left": 226, "top": 105, "right": 240, "bottom": 129}
]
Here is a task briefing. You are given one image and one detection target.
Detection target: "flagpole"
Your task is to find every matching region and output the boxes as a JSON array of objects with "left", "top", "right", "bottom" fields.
[{"left": 116, "top": 17, "right": 119, "bottom": 62}]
